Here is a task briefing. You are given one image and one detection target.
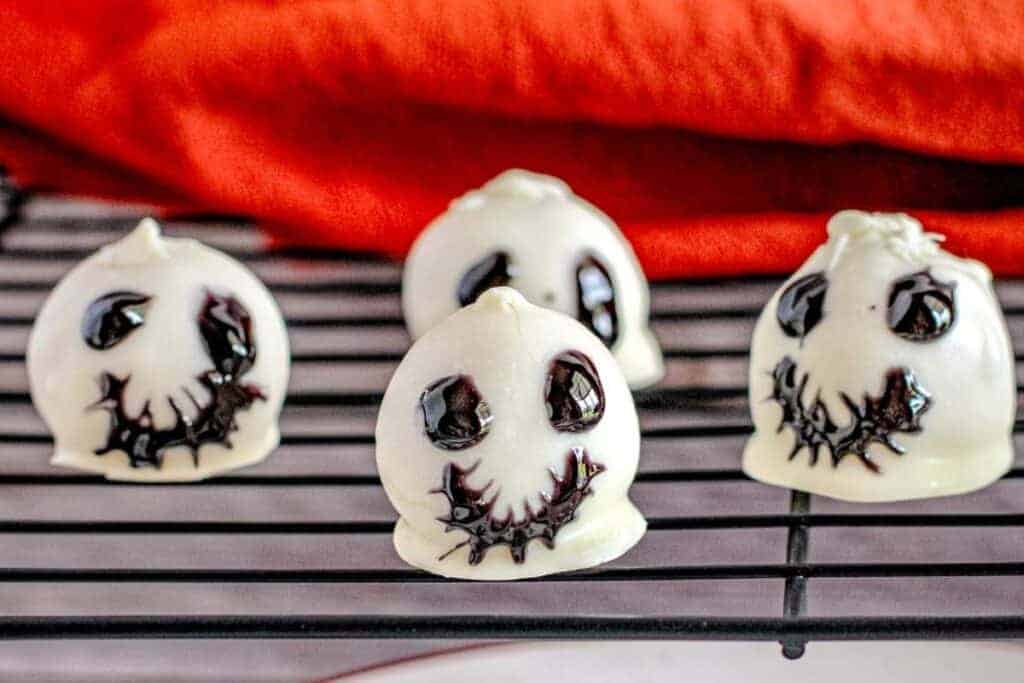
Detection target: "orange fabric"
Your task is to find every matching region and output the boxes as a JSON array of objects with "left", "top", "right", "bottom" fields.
[{"left": 1, "top": 1, "right": 1023, "bottom": 277}]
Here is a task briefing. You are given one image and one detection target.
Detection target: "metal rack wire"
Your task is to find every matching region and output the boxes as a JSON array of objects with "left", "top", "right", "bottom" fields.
[{"left": 0, "top": 190, "right": 1022, "bottom": 677}]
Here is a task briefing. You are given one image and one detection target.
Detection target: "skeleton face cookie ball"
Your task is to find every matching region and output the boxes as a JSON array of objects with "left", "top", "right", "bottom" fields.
[
  {"left": 743, "top": 211, "right": 1016, "bottom": 502},
  {"left": 402, "top": 169, "right": 664, "bottom": 389},
  {"left": 27, "top": 218, "right": 290, "bottom": 482},
  {"left": 377, "top": 287, "right": 647, "bottom": 580}
]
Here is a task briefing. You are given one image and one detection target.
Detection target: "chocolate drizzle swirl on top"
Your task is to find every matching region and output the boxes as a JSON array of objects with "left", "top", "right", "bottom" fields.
[
  {"left": 770, "top": 356, "right": 931, "bottom": 473},
  {"left": 432, "top": 447, "right": 605, "bottom": 565},
  {"left": 92, "top": 291, "right": 266, "bottom": 469}
]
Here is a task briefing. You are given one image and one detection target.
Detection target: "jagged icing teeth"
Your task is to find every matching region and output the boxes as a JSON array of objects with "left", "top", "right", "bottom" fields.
[{"left": 770, "top": 356, "right": 931, "bottom": 473}]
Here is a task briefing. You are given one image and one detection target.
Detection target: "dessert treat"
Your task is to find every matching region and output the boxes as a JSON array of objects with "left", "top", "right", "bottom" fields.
[
  {"left": 377, "top": 287, "right": 647, "bottom": 579},
  {"left": 402, "top": 169, "right": 664, "bottom": 389},
  {"left": 744, "top": 210, "right": 1016, "bottom": 502},
  {"left": 27, "top": 218, "right": 290, "bottom": 482}
]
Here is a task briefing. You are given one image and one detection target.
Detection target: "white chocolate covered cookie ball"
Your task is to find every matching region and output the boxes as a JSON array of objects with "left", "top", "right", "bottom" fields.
[
  {"left": 743, "top": 210, "right": 1016, "bottom": 502},
  {"left": 402, "top": 169, "right": 664, "bottom": 389},
  {"left": 377, "top": 287, "right": 647, "bottom": 580},
  {"left": 28, "top": 218, "right": 290, "bottom": 482}
]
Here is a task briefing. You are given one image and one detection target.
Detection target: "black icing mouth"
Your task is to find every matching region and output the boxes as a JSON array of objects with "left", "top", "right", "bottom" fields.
[
  {"left": 431, "top": 447, "right": 605, "bottom": 565},
  {"left": 91, "top": 291, "right": 266, "bottom": 469},
  {"left": 769, "top": 356, "right": 931, "bottom": 474}
]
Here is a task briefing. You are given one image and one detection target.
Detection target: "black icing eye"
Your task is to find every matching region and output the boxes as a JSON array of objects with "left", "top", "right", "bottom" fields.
[
  {"left": 575, "top": 254, "right": 618, "bottom": 347},
  {"left": 81, "top": 291, "right": 152, "bottom": 350},
  {"left": 198, "top": 291, "right": 257, "bottom": 377},
  {"left": 545, "top": 350, "right": 605, "bottom": 432},
  {"left": 776, "top": 272, "right": 828, "bottom": 339},
  {"left": 420, "top": 374, "right": 493, "bottom": 450},
  {"left": 887, "top": 270, "right": 956, "bottom": 342},
  {"left": 457, "top": 251, "right": 516, "bottom": 306}
]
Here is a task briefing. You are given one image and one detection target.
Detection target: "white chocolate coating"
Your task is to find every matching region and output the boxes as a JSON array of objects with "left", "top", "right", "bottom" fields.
[
  {"left": 377, "top": 287, "right": 646, "bottom": 579},
  {"left": 402, "top": 169, "right": 664, "bottom": 389},
  {"left": 744, "top": 211, "right": 1016, "bottom": 502},
  {"left": 27, "top": 219, "right": 290, "bottom": 481}
]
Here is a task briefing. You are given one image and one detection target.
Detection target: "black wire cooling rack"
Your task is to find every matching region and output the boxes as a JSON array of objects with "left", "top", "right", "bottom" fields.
[{"left": 0, "top": 186, "right": 1022, "bottom": 678}]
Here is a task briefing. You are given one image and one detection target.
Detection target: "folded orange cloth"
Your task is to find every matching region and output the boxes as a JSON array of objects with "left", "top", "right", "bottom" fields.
[{"left": 1, "top": 1, "right": 1022, "bottom": 276}]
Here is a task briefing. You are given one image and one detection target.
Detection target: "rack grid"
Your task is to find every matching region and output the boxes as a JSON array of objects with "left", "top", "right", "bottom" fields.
[{"left": 0, "top": 190, "right": 1022, "bottom": 676}]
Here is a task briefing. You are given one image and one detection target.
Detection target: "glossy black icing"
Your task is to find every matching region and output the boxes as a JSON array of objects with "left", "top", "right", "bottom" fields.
[
  {"left": 887, "top": 270, "right": 956, "bottom": 342},
  {"left": 545, "top": 350, "right": 605, "bottom": 432},
  {"left": 575, "top": 254, "right": 618, "bottom": 347},
  {"left": 770, "top": 355, "right": 931, "bottom": 473},
  {"left": 420, "top": 374, "right": 493, "bottom": 450},
  {"left": 92, "top": 291, "right": 265, "bottom": 469},
  {"left": 457, "top": 251, "right": 515, "bottom": 306},
  {"left": 198, "top": 292, "right": 258, "bottom": 377},
  {"left": 776, "top": 272, "right": 829, "bottom": 340},
  {"left": 432, "top": 447, "right": 605, "bottom": 565},
  {"left": 82, "top": 291, "right": 152, "bottom": 350}
]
